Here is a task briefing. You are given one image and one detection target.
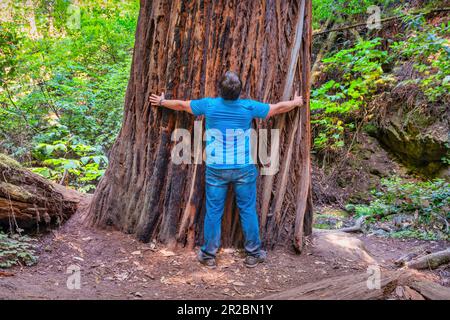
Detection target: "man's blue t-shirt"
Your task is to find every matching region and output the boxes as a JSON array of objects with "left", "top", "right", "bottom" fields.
[{"left": 190, "top": 97, "right": 270, "bottom": 169}]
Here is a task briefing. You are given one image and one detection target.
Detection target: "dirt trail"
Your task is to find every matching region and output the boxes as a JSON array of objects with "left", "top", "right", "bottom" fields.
[{"left": 0, "top": 203, "right": 448, "bottom": 300}]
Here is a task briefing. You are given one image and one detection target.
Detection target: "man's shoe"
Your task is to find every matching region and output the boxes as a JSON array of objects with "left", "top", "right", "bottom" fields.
[
  {"left": 197, "top": 251, "right": 217, "bottom": 269},
  {"left": 199, "top": 258, "right": 217, "bottom": 269},
  {"left": 244, "top": 252, "right": 266, "bottom": 268}
]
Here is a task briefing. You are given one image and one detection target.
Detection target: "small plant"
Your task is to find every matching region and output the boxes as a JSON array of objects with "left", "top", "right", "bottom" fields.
[{"left": 0, "top": 232, "right": 38, "bottom": 268}]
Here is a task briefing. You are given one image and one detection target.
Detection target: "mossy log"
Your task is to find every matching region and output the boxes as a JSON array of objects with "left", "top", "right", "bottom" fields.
[{"left": 0, "top": 154, "right": 81, "bottom": 232}]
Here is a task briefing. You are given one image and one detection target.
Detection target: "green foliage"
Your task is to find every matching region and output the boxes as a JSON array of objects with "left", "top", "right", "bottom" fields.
[
  {"left": 391, "top": 20, "right": 450, "bottom": 102},
  {"left": 0, "top": 22, "right": 21, "bottom": 84},
  {"left": 345, "top": 199, "right": 391, "bottom": 218},
  {"left": 0, "top": 232, "right": 37, "bottom": 268},
  {"left": 311, "top": 38, "right": 388, "bottom": 151},
  {"left": 312, "top": 0, "right": 395, "bottom": 28},
  {"left": 311, "top": 18, "right": 449, "bottom": 159},
  {"left": 390, "top": 229, "right": 440, "bottom": 241},
  {"left": 30, "top": 124, "right": 108, "bottom": 192},
  {"left": 346, "top": 177, "right": 450, "bottom": 240},
  {"left": 0, "top": 0, "right": 138, "bottom": 190}
]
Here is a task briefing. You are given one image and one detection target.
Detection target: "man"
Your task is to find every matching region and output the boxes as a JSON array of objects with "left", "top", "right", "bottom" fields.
[{"left": 149, "top": 71, "right": 303, "bottom": 268}]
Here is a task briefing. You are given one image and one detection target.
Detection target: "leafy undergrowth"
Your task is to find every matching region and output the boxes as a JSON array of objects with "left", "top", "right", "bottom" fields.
[
  {"left": 0, "top": 232, "right": 38, "bottom": 269},
  {"left": 311, "top": 17, "right": 449, "bottom": 167},
  {"left": 30, "top": 125, "right": 108, "bottom": 193},
  {"left": 315, "top": 178, "right": 450, "bottom": 241},
  {"left": 1, "top": 1, "right": 138, "bottom": 192},
  {"left": 391, "top": 19, "right": 450, "bottom": 104},
  {"left": 311, "top": 37, "right": 389, "bottom": 153}
]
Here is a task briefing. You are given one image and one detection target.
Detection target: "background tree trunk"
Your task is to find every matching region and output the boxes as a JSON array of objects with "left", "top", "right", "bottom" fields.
[{"left": 86, "top": 0, "right": 313, "bottom": 252}]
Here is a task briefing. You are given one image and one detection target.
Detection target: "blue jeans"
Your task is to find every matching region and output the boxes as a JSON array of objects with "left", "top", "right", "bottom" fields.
[{"left": 200, "top": 165, "right": 262, "bottom": 259}]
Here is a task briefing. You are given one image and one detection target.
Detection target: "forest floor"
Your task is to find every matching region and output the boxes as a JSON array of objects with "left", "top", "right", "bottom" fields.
[{"left": 0, "top": 197, "right": 448, "bottom": 300}]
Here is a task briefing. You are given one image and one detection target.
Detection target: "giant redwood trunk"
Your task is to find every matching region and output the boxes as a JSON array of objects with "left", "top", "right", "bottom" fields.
[{"left": 86, "top": 0, "right": 313, "bottom": 252}]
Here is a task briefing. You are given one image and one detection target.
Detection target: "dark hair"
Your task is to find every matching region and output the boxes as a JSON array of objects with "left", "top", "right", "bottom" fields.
[{"left": 219, "top": 71, "right": 242, "bottom": 100}]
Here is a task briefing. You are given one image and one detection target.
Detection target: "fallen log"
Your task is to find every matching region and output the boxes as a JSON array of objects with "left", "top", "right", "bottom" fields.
[
  {"left": 397, "top": 286, "right": 425, "bottom": 300},
  {"left": 394, "top": 245, "right": 429, "bottom": 266},
  {"left": 0, "top": 154, "right": 81, "bottom": 232},
  {"left": 262, "top": 270, "right": 409, "bottom": 300},
  {"left": 331, "top": 211, "right": 397, "bottom": 234},
  {"left": 406, "top": 248, "right": 450, "bottom": 270},
  {"left": 313, "top": 215, "right": 368, "bottom": 234},
  {"left": 262, "top": 269, "right": 449, "bottom": 300},
  {"left": 409, "top": 280, "right": 450, "bottom": 300}
]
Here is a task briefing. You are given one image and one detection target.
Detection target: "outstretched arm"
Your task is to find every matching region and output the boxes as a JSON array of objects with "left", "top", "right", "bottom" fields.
[
  {"left": 149, "top": 92, "right": 193, "bottom": 114},
  {"left": 267, "top": 91, "right": 304, "bottom": 118}
]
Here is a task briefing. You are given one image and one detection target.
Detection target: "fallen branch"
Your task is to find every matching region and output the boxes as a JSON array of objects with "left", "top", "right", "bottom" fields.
[
  {"left": 337, "top": 215, "right": 368, "bottom": 233},
  {"left": 394, "top": 245, "right": 429, "bottom": 266},
  {"left": 312, "top": 216, "right": 366, "bottom": 233},
  {"left": 332, "top": 210, "right": 398, "bottom": 233},
  {"left": 0, "top": 271, "right": 14, "bottom": 277},
  {"left": 406, "top": 248, "right": 450, "bottom": 270}
]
